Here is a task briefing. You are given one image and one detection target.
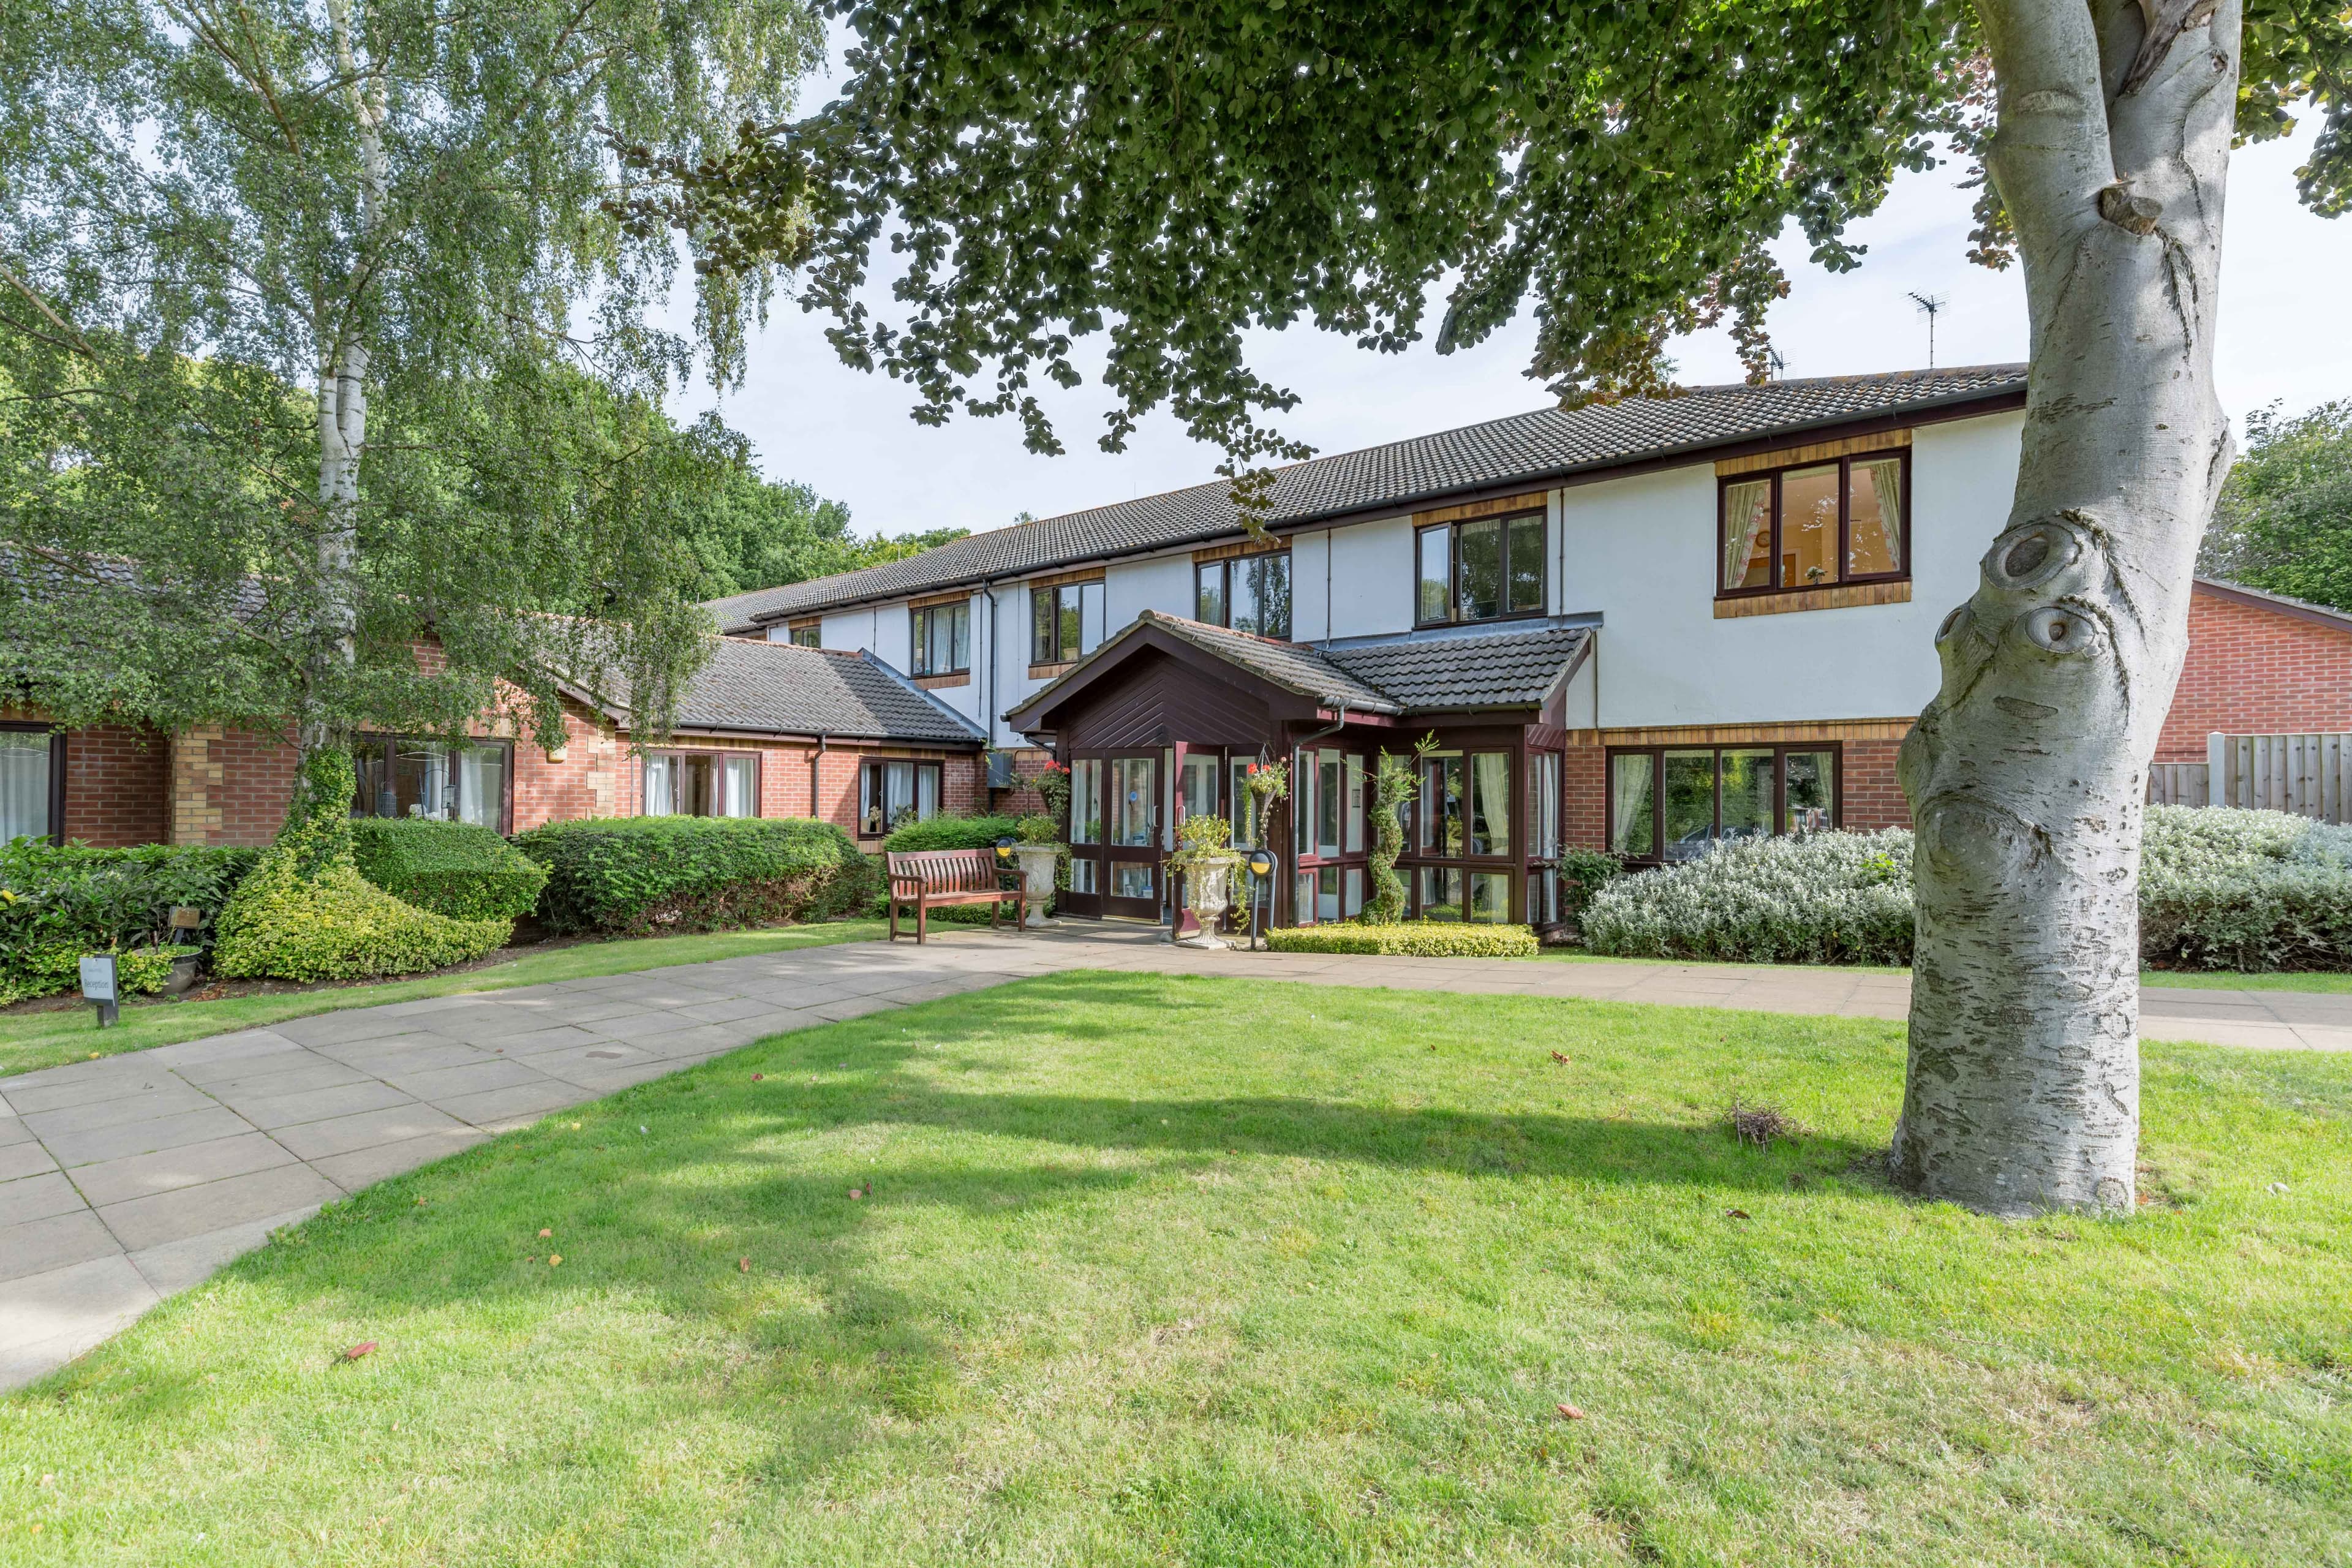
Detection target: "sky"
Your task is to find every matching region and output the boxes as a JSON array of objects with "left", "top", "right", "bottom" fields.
[{"left": 673, "top": 99, "right": 2352, "bottom": 543}]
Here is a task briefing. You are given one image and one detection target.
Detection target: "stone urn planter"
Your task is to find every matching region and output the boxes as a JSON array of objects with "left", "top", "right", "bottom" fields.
[
  {"left": 1012, "top": 843, "right": 1062, "bottom": 927},
  {"left": 1175, "top": 854, "right": 1240, "bottom": 949}
]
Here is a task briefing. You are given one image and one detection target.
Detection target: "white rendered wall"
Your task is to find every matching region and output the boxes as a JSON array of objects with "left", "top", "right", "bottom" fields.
[
  {"left": 1323, "top": 514, "right": 1415, "bottom": 639},
  {"left": 1106, "top": 553, "right": 1193, "bottom": 635},
  {"left": 1558, "top": 409, "right": 2022, "bottom": 728}
]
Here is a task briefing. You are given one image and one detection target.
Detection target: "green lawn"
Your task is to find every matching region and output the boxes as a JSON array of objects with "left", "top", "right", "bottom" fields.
[
  {"left": 0, "top": 921, "right": 886, "bottom": 1079},
  {"left": 7, "top": 975, "right": 2346, "bottom": 1566}
]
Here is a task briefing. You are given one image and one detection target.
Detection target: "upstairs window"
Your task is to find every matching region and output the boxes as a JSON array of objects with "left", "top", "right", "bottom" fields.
[
  {"left": 910, "top": 600, "right": 970, "bottom": 676},
  {"left": 1720, "top": 450, "right": 1907, "bottom": 596},
  {"left": 1417, "top": 512, "right": 1546, "bottom": 625},
  {"left": 1195, "top": 551, "right": 1292, "bottom": 638},
  {"left": 1031, "top": 580, "right": 1104, "bottom": 665},
  {"left": 787, "top": 622, "right": 820, "bottom": 647}
]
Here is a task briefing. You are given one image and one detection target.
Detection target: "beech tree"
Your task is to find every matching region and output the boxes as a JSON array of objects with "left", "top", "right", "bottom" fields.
[
  {"left": 0, "top": 0, "right": 821, "bottom": 790},
  {"left": 639, "top": 0, "right": 2350, "bottom": 1213}
]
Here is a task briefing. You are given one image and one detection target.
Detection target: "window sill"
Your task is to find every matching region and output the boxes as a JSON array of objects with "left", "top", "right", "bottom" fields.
[
  {"left": 912, "top": 671, "right": 971, "bottom": 690},
  {"left": 1714, "top": 579, "right": 1911, "bottom": 618},
  {"left": 1028, "top": 662, "right": 1075, "bottom": 680}
]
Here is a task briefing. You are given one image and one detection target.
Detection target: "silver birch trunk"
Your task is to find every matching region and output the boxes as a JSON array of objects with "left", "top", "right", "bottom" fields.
[
  {"left": 303, "top": 0, "right": 388, "bottom": 778},
  {"left": 1892, "top": 0, "right": 2242, "bottom": 1214}
]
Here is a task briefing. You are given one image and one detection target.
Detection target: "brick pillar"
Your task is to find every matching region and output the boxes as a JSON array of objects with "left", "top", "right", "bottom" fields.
[{"left": 170, "top": 726, "right": 225, "bottom": 845}]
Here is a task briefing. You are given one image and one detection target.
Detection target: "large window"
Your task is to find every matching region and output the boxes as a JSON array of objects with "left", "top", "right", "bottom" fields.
[
  {"left": 1417, "top": 511, "right": 1546, "bottom": 626},
  {"left": 788, "top": 622, "right": 820, "bottom": 648},
  {"left": 645, "top": 752, "right": 758, "bottom": 820},
  {"left": 1608, "top": 744, "right": 1838, "bottom": 863},
  {"left": 0, "top": 725, "right": 62, "bottom": 845},
  {"left": 1719, "top": 450, "right": 1907, "bottom": 597},
  {"left": 1195, "top": 552, "right": 1292, "bottom": 638},
  {"left": 353, "top": 736, "right": 512, "bottom": 830},
  {"left": 859, "top": 759, "right": 940, "bottom": 837},
  {"left": 910, "top": 600, "right": 971, "bottom": 676},
  {"left": 1408, "top": 748, "right": 1515, "bottom": 922},
  {"left": 1031, "top": 579, "right": 1105, "bottom": 665}
]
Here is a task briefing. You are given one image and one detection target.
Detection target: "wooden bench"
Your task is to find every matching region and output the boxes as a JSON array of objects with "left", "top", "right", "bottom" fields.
[{"left": 885, "top": 848, "right": 1025, "bottom": 943}]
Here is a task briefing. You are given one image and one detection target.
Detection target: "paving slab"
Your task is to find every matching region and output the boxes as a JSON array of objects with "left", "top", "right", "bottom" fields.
[
  {"left": 127, "top": 1205, "right": 322, "bottom": 1297},
  {"left": 0, "top": 1256, "right": 157, "bottom": 1385},
  {"left": 225, "top": 1079, "right": 416, "bottom": 1131},
  {"left": 66, "top": 1133, "right": 299, "bottom": 1210},
  {"left": 96, "top": 1163, "right": 345, "bottom": 1253},
  {"left": 0, "top": 1209, "right": 125, "bottom": 1284},
  {"left": 268, "top": 1102, "right": 478, "bottom": 1163}
]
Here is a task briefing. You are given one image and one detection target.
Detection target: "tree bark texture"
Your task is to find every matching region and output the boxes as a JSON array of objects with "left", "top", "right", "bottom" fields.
[{"left": 1893, "top": 0, "right": 2240, "bottom": 1215}]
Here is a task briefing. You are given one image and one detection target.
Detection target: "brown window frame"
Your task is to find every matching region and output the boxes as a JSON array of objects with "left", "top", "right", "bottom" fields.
[
  {"left": 1716, "top": 450, "right": 1910, "bottom": 601},
  {"left": 1604, "top": 742, "right": 1843, "bottom": 866},
  {"left": 1396, "top": 746, "right": 1521, "bottom": 924},
  {"left": 0, "top": 722, "right": 67, "bottom": 846},
  {"left": 1414, "top": 510, "right": 1549, "bottom": 629},
  {"left": 787, "top": 622, "right": 821, "bottom": 647},
  {"left": 1030, "top": 581, "right": 1102, "bottom": 665},
  {"left": 909, "top": 600, "right": 971, "bottom": 677},
  {"left": 641, "top": 748, "right": 763, "bottom": 821},
  {"left": 350, "top": 733, "right": 516, "bottom": 834},
  {"left": 858, "top": 757, "right": 944, "bottom": 839},
  {"left": 1194, "top": 550, "right": 1294, "bottom": 639}
]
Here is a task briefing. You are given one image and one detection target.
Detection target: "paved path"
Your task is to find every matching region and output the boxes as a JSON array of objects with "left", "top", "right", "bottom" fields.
[{"left": 5, "top": 926, "right": 2346, "bottom": 1389}]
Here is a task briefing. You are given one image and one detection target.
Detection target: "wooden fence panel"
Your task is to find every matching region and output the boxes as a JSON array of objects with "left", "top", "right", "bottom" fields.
[{"left": 2168, "top": 731, "right": 2352, "bottom": 821}]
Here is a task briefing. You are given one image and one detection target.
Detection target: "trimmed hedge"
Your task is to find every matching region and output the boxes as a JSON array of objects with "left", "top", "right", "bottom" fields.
[
  {"left": 514, "top": 815, "right": 880, "bottom": 935},
  {"left": 882, "top": 814, "right": 1024, "bottom": 853},
  {"left": 1578, "top": 807, "right": 2352, "bottom": 972},
  {"left": 0, "top": 840, "right": 260, "bottom": 1003},
  {"left": 212, "top": 750, "right": 513, "bottom": 982},
  {"left": 1268, "top": 922, "right": 1539, "bottom": 957},
  {"left": 350, "top": 818, "right": 548, "bottom": 922}
]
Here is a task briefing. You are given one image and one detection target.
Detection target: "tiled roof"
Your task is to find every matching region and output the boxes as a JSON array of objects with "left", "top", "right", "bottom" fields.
[
  {"left": 628, "top": 637, "right": 985, "bottom": 745},
  {"left": 1324, "top": 625, "right": 1592, "bottom": 710},
  {"left": 1010, "top": 613, "right": 1593, "bottom": 727},
  {"left": 2194, "top": 576, "right": 2352, "bottom": 632},
  {"left": 712, "top": 365, "right": 2027, "bottom": 630}
]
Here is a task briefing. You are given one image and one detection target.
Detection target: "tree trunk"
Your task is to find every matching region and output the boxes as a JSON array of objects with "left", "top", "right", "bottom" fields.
[
  {"left": 1892, "top": 0, "right": 2241, "bottom": 1215},
  {"left": 305, "top": 0, "right": 388, "bottom": 774}
]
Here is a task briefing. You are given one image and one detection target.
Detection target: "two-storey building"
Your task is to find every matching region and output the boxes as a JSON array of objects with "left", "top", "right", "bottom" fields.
[{"left": 705, "top": 366, "right": 2036, "bottom": 929}]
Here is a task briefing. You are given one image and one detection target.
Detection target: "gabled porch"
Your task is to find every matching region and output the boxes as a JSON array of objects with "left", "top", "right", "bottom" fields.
[{"left": 1003, "top": 611, "right": 1593, "bottom": 932}]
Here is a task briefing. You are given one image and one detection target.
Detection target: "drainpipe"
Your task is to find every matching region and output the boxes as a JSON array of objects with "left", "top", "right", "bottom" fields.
[{"left": 810, "top": 735, "right": 827, "bottom": 824}]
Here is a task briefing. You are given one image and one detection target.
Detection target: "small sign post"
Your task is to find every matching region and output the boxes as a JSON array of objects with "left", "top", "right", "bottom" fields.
[{"left": 80, "top": 954, "right": 121, "bottom": 1029}]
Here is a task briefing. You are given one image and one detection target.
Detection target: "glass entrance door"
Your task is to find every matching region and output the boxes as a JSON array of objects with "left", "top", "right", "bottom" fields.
[
  {"left": 1064, "top": 756, "right": 1106, "bottom": 917},
  {"left": 1104, "top": 752, "right": 1162, "bottom": 919}
]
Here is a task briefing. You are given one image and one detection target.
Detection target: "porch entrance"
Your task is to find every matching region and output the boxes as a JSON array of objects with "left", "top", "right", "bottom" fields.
[{"left": 1066, "top": 752, "right": 1163, "bottom": 920}]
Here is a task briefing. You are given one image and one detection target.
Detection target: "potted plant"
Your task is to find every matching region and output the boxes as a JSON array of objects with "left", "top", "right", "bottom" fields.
[
  {"left": 1011, "top": 813, "right": 1065, "bottom": 927},
  {"left": 1167, "top": 813, "right": 1243, "bottom": 949}
]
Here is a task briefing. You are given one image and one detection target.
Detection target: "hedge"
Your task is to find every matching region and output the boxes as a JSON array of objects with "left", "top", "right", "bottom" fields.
[
  {"left": 513, "top": 815, "right": 881, "bottom": 935},
  {"left": 882, "top": 814, "right": 1025, "bottom": 853},
  {"left": 1268, "top": 922, "right": 1539, "bottom": 957},
  {"left": 1578, "top": 807, "right": 2352, "bottom": 972},
  {"left": 0, "top": 840, "right": 260, "bottom": 1004},
  {"left": 211, "top": 750, "right": 513, "bottom": 982},
  {"left": 350, "top": 818, "right": 549, "bottom": 922}
]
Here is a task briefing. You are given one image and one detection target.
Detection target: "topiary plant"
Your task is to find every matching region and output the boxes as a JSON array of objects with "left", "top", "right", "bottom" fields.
[
  {"left": 212, "top": 747, "right": 513, "bottom": 982},
  {"left": 1364, "top": 750, "right": 1414, "bottom": 924}
]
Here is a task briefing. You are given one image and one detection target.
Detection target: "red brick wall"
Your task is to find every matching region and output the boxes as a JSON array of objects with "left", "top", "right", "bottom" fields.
[
  {"left": 989, "top": 747, "right": 1058, "bottom": 818},
  {"left": 1564, "top": 741, "right": 1607, "bottom": 851},
  {"left": 170, "top": 726, "right": 300, "bottom": 847},
  {"left": 2157, "top": 587, "right": 2352, "bottom": 762},
  {"left": 59, "top": 725, "right": 169, "bottom": 848},
  {"left": 1841, "top": 739, "right": 1910, "bottom": 831}
]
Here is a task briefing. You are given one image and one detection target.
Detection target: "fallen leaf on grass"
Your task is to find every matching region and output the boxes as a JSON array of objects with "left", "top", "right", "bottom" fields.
[
  {"left": 1556, "top": 1403, "right": 1585, "bottom": 1420},
  {"left": 339, "top": 1342, "right": 377, "bottom": 1363},
  {"left": 1549, "top": 1051, "right": 1570, "bottom": 1064},
  {"left": 538, "top": 1227, "right": 552, "bottom": 1238},
  {"left": 738, "top": 1257, "right": 752, "bottom": 1273},
  {"left": 752, "top": 1072, "right": 764, "bottom": 1081},
  {"left": 848, "top": 1188, "right": 864, "bottom": 1200},
  {"left": 1725, "top": 1208, "right": 1751, "bottom": 1221},
  {"left": 548, "top": 1254, "right": 563, "bottom": 1267}
]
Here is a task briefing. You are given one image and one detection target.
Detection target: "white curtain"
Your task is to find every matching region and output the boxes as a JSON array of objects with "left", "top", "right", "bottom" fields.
[
  {"left": 0, "top": 733, "right": 51, "bottom": 842},
  {"left": 1858, "top": 457, "right": 1904, "bottom": 571},
  {"left": 644, "top": 755, "right": 676, "bottom": 816},
  {"left": 723, "top": 755, "right": 756, "bottom": 817},
  {"left": 1472, "top": 752, "right": 1511, "bottom": 857},
  {"left": 1610, "top": 754, "right": 1653, "bottom": 854},
  {"left": 914, "top": 763, "right": 938, "bottom": 821},
  {"left": 1721, "top": 479, "right": 1773, "bottom": 589},
  {"left": 458, "top": 746, "right": 504, "bottom": 828}
]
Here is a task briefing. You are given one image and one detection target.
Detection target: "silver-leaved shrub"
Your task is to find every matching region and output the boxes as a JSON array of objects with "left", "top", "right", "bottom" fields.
[{"left": 1582, "top": 806, "right": 2352, "bottom": 972}]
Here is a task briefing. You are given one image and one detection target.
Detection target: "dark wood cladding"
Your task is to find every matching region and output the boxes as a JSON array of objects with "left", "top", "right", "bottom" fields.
[{"left": 1057, "top": 649, "right": 1273, "bottom": 751}]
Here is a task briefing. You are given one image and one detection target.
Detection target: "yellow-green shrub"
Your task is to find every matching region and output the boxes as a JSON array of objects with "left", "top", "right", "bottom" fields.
[
  {"left": 211, "top": 749, "right": 511, "bottom": 982},
  {"left": 1267, "top": 922, "right": 1539, "bottom": 957}
]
